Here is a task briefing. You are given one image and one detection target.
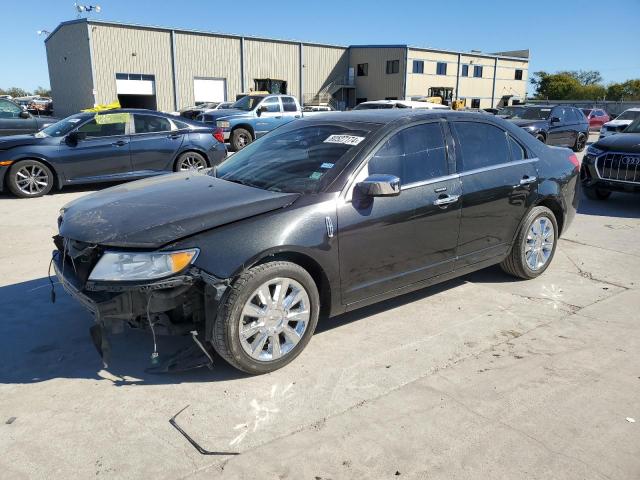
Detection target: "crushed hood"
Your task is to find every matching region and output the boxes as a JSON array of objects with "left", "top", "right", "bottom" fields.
[{"left": 59, "top": 171, "right": 299, "bottom": 248}]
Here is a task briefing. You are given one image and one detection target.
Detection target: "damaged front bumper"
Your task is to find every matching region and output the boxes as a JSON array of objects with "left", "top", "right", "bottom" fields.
[{"left": 52, "top": 248, "right": 228, "bottom": 367}]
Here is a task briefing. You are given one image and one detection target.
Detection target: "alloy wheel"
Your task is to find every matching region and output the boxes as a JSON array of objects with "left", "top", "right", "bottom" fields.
[
  {"left": 179, "top": 154, "right": 206, "bottom": 171},
  {"left": 576, "top": 134, "right": 586, "bottom": 151},
  {"left": 238, "top": 277, "right": 310, "bottom": 362},
  {"left": 524, "top": 217, "right": 555, "bottom": 271},
  {"left": 15, "top": 164, "right": 50, "bottom": 195}
]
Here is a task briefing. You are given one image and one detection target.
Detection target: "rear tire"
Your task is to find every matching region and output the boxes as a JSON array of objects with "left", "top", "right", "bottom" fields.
[
  {"left": 583, "top": 186, "right": 611, "bottom": 201},
  {"left": 572, "top": 132, "right": 587, "bottom": 152},
  {"left": 174, "top": 151, "right": 208, "bottom": 172},
  {"left": 7, "top": 159, "right": 54, "bottom": 198},
  {"left": 500, "top": 206, "right": 558, "bottom": 280},
  {"left": 210, "top": 261, "right": 320, "bottom": 374},
  {"left": 231, "top": 128, "right": 253, "bottom": 151},
  {"left": 535, "top": 133, "right": 546, "bottom": 144}
]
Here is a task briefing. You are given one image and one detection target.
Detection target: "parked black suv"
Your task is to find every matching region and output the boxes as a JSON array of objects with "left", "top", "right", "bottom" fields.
[
  {"left": 54, "top": 110, "right": 579, "bottom": 374},
  {"left": 0, "top": 98, "right": 58, "bottom": 136},
  {"left": 506, "top": 105, "right": 589, "bottom": 152},
  {"left": 581, "top": 117, "right": 640, "bottom": 199}
]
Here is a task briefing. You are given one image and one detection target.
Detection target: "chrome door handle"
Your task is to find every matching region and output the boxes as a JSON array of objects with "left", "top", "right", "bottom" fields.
[
  {"left": 519, "top": 176, "right": 537, "bottom": 185},
  {"left": 433, "top": 194, "right": 460, "bottom": 206},
  {"left": 111, "top": 140, "right": 127, "bottom": 147}
]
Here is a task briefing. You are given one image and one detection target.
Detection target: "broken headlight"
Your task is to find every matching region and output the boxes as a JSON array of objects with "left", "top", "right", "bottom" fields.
[{"left": 88, "top": 249, "right": 199, "bottom": 282}]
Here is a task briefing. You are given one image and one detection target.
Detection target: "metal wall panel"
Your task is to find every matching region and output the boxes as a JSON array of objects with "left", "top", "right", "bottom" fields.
[
  {"left": 89, "top": 24, "right": 174, "bottom": 112},
  {"left": 244, "top": 39, "right": 300, "bottom": 99},
  {"left": 174, "top": 32, "right": 242, "bottom": 108},
  {"left": 349, "top": 47, "right": 407, "bottom": 101},
  {"left": 45, "top": 22, "right": 94, "bottom": 117},
  {"left": 303, "top": 45, "right": 349, "bottom": 96}
]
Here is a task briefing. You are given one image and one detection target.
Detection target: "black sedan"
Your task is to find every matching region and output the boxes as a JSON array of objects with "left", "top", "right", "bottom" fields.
[
  {"left": 53, "top": 110, "right": 579, "bottom": 374},
  {"left": 581, "top": 117, "right": 640, "bottom": 200},
  {"left": 507, "top": 105, "right": 589, "bottom": 152},
  {"left": 0, "top": 109, "right": 227, "bottom": 198}
]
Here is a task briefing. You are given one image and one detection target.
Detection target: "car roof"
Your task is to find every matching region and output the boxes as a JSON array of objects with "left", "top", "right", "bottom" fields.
[{"left": 301, "top": 109, "right": 493, "bottom": 125}]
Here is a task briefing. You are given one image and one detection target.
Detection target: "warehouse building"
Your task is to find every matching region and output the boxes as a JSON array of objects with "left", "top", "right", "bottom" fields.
[{"left": 45, "top": 19, "right": 529, "bottom": 117}]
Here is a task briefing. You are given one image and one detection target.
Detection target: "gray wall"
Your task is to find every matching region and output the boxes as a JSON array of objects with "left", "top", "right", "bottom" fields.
[
  {"left": 349, "top": 47, "right": 407, "bottom": 101},
  {"left": 45, "top": 22, "right": 95, "bottom": 117}
]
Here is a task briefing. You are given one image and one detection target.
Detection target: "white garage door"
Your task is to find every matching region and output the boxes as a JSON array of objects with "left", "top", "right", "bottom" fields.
[
  {"left": 194, "top": 78, "right": 226, "bottom": 104},
  {"left": 116, "top": 73, "right": 156, "bottom": 95}
]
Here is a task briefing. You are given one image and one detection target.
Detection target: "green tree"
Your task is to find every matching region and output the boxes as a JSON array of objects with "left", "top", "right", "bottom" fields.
[
  {"left": 34, "top": 86, "right": 51, "bottom": 98},
  {"left": 569, "top": 70, "right": 603, "bottom": 86},
  {"left": 2, "top": 87, "right": 31, "bottom": 98},
  {"left": 606, "top": 79, "right": 640, "bottom": 101},
  {"left": 531, "top": 71, "right": 583, "bottom": 100}
]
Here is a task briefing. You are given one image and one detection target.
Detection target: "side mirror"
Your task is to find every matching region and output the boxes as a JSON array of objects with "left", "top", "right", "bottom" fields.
[
  {"left": 256, "top": 105, "right": 268, "bottom": 117},
  {"left": 66, "top": 131, "right": 86, "bottom": 145},
  {"left": 19, "top": 110, "right": 30, "bottom": 119},
  {"left": 550, "top": 116, "right": 561, "bottom": 124},
  {"left": 355, "top": 174, "right": 401, "bottom": 197}
]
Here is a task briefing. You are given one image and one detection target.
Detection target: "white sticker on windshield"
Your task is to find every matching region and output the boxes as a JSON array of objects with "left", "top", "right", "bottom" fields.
[
  {"left": 324, "top": 134, "right": 364, "bottom": 146},
  {"left": 68, "top": 118, "right": 81, "bottom": 123},
  {"left": 320, "top": 162, "right": 334, "bottom": 169},
  {"left": 541, "top": 109, "right": 551, "bottom": 112}
]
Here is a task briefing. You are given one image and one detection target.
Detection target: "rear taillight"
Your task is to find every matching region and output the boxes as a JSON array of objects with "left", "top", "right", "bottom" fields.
[
  {"left": 568, "top": 153, "right": 580, "bottom": 170},
  {"left": 213, "top": 127, "right": 224, "bottom": 143}
]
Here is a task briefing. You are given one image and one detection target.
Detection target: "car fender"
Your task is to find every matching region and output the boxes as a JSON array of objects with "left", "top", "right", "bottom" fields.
[
  {"left": 166, "top": 195, "right": 343, "bottom": 312},
  {"left": 3, "top": 151, "right": 65, "bottom": 189}
]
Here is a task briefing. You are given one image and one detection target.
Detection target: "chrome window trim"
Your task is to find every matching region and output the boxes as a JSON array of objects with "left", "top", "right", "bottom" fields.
[
  {"left": 402, "top": 173, "right": 461, "bottom": 190},
  {"left": 459, "top": 157, "right": 539, "bottom": 177}
]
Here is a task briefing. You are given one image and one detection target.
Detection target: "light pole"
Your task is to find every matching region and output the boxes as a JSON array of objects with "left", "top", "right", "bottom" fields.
[{"left": 74, "top": 3, "right": 102, "bottom": 18}]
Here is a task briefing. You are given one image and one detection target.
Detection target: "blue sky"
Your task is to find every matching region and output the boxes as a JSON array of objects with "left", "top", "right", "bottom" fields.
[{"left": 1, "top": 0, "right": 639, "bottom": 93}]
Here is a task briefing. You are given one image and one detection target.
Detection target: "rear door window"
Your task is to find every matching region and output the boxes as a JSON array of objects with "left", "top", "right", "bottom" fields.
[
  {"left": 508, "top": 135, "right": 527, "bottom": 161},
  {"left": 133, "top": 114, "right": 172, "bottom": 134},
  {"left": 282, "top": 97, "right": 298, "bottom": 112},
  {"left": 451, "top": 122, "right": 510, "bottom": 171},
  {"left": 261, "top": 97, "right": 281, "bottom": 113},
  {"left": 368, "top": 122, "right": 449, "bottom": 185}
]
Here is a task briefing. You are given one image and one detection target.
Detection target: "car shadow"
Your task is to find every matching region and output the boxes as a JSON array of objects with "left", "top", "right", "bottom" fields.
[
  {"left": 0, "top": 271, "right": 488, "bottom": 385},
  {"left": 577, "top": 189, "right": 640, "bottom": 219}
]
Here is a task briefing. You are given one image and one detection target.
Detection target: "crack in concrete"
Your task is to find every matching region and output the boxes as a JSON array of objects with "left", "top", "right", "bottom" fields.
[
  {"left": 560, "top": 238, "right": 640, "bottom": 259},
  {"left": 561, "top": 249, "right": 631, "bottom": 291}
]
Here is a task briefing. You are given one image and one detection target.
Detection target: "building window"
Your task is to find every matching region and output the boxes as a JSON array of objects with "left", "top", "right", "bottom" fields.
[
  {"left": 515, "top": 69, "right": 523, "bottom": 80},
  {"left": 473, "top": 65, "right": 483, "bottom": 78},
  {"left": 461, "top": 64, "right": 469, "bottom": 77},
  {"left": 356, "top": 98, "right": 367, "bottom": 105},
  {"left": 471, "top": 98, "right": 481, "bottom": 108},
  {"left": 357, "top": 63, "right": 368, "bottom": 77},
  {"left": 412, "top": 60, "right": 424, "bottom": 74},
  {"left": 386, "top": 60, "right": 399, "bottom": 74},
  {"left": 436, "top": 62, "right": 447, "bottom": 75}
]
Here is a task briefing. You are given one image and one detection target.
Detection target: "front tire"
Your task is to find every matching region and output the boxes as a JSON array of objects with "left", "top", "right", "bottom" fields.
[
  {"left": 500, "top": 206, "right": 558, "bottom": 280},
  {"left": 7, "top": 159, "right": 54, "bottom": 198},
  {"left": 231, "top": 128, "right": 253, "bottom": 151},
  {"left": 583, "top": 186, "right": 611, "bottom": 201},
  {"left": 211, "top": 261, "right": 320, "bottom": 374}
]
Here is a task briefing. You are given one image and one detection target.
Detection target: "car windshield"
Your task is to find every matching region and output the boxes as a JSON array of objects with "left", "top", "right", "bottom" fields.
[
  {"left": 231, "top": 95, "right": 266, "bottom": 111},
  {"left": 511, "top": 107, "right": 552, "bottom": 120},
  {"left": 214, "top": 124, "right": 371, "bottom": 194},
  {"left": 617, "top": 110, "right": 640, "bottom": 121},
  {"left": 34, "top": 114, "right": 90, "bottom": 138},
  {"left": 624, "top": 117, "right": 640, "bottom": 133},
  {"left": 497, "top": 107, "right": 522, "bottom": 117}
]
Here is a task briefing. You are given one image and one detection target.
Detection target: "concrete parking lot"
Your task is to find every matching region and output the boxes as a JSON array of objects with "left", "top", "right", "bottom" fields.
[{"left": 1, "top": 133, "right": 639, "bottom": 479}]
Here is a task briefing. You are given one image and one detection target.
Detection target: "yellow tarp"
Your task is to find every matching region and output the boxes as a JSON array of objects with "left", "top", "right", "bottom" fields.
[{"left": 82, "top": 100, "right": 121, "bottom": 112}]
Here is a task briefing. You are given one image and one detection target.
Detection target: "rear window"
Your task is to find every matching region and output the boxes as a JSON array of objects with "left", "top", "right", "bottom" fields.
[{"left": 452, "top": 122, "right": 510, "bottom": 171}]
